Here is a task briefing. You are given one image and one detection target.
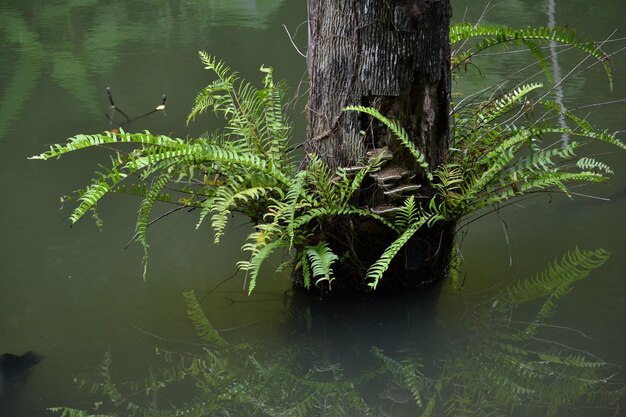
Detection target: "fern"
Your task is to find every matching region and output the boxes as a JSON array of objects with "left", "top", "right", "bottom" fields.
[
  {"left": 394, "top": 196, "right": 419, "bottom": 230},
  {"left": 210, "top": 181, "right": 278, "bottom": 243},
  {"left": 576, "top": 157, "right": 614, "bottom": 174},
  {"left": 497, "top": 248, "right": 609, "bottom": 310},
  {"left": 476, "top": 83, "right": 544, "bottom": 126},
  {"left": 450, "top": 23, "right": 613, "bottom": 88},
  {"left": 134, "top": 171, "right": 175, "bottom": 278},
  {"left": 290, "top": 205, "right": 395, "bottom": 232},
  {"left": 344, "top": 105, "right": 433, "bottom": 181},
  {"left": 283, "top": 169, "right": 310, "bottom": 249},
  {"left": 33, "top": 41, "right": 623, "bottom": 293},
  {"left": 372, "top": 347, "right": 431, "bottom": 408},
  {"left": 366, "top": 216, "right": 434, "bottom": 290},
  {"left": 372, "top": 248, "right": 620, "bottom": 417},
  {"left": 304, "top": 242, "right": 339, "bottom": 288},
  {"left": 51, "top": 249, "right": 621, "bottom": 417},
  {"left": 238, "top": 238, "right": 288, "bottom": 294}
]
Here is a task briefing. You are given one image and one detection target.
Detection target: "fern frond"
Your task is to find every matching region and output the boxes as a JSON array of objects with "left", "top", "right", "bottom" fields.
[
  {"left": 30, "top": 130, "right": 185, "bottom": 161},
  {"left": 343, "top": 105, "right": 433, "bottom": 181},
  {"left": 305, "top": 154, "right": 341, "bottom": 202},
  {"left": 187, "top": 53, "right": 238, "bottom": 123},
  {"left": 366, "top": 216, "right": 436, "bottom": 290},
  {"left": 560, "top": 112, "right": 626, "bottom": 150},
  {"left": 372, "top": 347, "right": 431, "bottom": 408},
  {"left": 210, "top": 182, "right": 278, "bottom": 243},
  {"left": 135, "top": 171, "right": 174, "bottom": 251},
  {"left": 450, "top": 24, "right": 612, "bottom": 87},
  {"left": 69, "top": 167, "right": 128, "bottom": 224},
  {"left": 508, "top": 142, "right": 579, "bottom": 173},
  {"left": 299, "top": 251, "right": 311, "bottom": 289},
  {"left": 48, "top": 407, "right": 111, "bottom": 417},
  {"left": 394, "top": 196, "right": 419, "bottom": 230},
  {"left": 576, "top": 157, "right": 613, "bottom": 174},
  {"left": 522, "top": 39, "right": 552, "bottom": 83},
  {"left": 197, "top": 145, "right": 290, "bottom": 185},
  {"left": 474, "top": 171, "right": 606, "bottom": 210},
  {"left": 258, "top": 65, "right": 291, "bottom": 162},
  {"left": 133, "top": 170, "right": 176, "bottom": 279},
  {"left": 305, "top": 242, "right": 339, "bottom": 288},
  {"left": 477, "top": 83, "right": 543, "bottom": 126},
  {"left": 283, "top": 170, "right": 309, "bottom": 249},
  {"left": 536, "top": 352, "right": 606, "bottom": 369},
  {"left": 291, "top": 205, "right": 395, "bottom": 232},
  {"left": 238, "top": 239, "right": 289, "bottom": 294}
]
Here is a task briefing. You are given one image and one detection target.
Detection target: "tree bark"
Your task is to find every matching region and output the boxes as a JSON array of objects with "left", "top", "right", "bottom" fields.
[{"left": 301, "top": 0, "right": 455, "bottom": 293}]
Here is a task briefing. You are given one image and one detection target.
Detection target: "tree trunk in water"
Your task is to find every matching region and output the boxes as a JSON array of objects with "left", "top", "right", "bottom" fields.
[{"left": 301, "top": 0, "right": 455, "bottom": 293}]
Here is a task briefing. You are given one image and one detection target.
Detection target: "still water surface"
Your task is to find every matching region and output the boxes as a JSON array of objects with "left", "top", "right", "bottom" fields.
[{"left": 0, "top": 0, "right": 624, "bottom": 415}]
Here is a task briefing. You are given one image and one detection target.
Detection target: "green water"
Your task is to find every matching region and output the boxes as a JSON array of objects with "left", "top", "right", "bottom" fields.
[{"left": 0, "top": 0, "right": 624, "bottom": 415}]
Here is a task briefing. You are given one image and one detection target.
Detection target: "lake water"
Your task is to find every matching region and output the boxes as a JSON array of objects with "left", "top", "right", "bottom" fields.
[{"left": 0, "top": 1, "right": 624, "bottom": 416}]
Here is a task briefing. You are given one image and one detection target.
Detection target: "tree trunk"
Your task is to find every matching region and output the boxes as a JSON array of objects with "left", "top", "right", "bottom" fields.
[{"left": 301, "top": 0, "right": 455, "bottom": 293}]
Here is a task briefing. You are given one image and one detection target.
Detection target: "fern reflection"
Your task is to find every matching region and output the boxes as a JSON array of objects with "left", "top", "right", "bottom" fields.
[{"left": 50, "top": 248, "right": 623, "bottom": 417}]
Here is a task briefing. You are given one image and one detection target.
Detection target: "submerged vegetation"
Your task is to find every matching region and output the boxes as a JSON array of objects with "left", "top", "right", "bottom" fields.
[
  {"left": 49, "top": 248, "right": 624, "bottom": 416},
  {"left": 31, "top": 22, "right": 624, "bottom": 292}
]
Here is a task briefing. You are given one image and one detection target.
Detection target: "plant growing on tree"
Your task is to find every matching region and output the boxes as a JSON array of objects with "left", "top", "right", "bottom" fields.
[{"left": 31, "top": 25, "right": 624, "bottom": 292}]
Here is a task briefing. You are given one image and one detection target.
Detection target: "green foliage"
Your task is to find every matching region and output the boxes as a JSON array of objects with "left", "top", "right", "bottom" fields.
[
  {"left": 449, "top": 23, "right": 612, "bottom": 88},
  {"left": 343, "top": 105, "right": 433, "bottom": 182},
  {"left": 345, "top": 85, "right": 622, "bottom": 287},
  {"left": 305, "top": 242, "right": 339, "bottom": 288},
  {"left": 34, "top": 20, "right": 623, "bottom": 291},
  {"left": 33, "top": 53, "right": 389, "bottom": 291},
  {"left": 337, "top": 23, "right": 621, "bottom": 289},
  {"left": 183, "top": 290, "right": 228, "bottom": 347},
  {"left": 491, "top": 247, "right": 610, "bottom": 337},
  {"left": 366, "top": 215, "right": 430, "bottom": 290}
]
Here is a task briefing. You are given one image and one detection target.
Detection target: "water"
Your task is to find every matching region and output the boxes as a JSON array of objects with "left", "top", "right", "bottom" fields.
[{"left": 0, "top": 0, "right": 624, "bottom": 415}]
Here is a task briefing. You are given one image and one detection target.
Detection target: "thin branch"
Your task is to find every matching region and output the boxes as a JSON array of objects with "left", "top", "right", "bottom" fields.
[
  {"left": 282, "top": 24, "right": 306, "bottom": 58},
  {"left": 124, "top": 204, "right": 189, "bottom": 248}
]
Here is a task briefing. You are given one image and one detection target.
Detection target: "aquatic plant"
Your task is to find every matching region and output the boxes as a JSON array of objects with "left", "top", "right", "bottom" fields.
[{"left": 31, "top": 24, "right": 623, "bottom": 292}]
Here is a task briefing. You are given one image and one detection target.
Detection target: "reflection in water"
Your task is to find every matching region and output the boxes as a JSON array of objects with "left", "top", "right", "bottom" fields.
[
  {"left": 180, "top": 0, "right": 285, "bottom": 28},
  {"left": 0, "top": 10, "right": 44, "bottom": 141},
  {"left": 49, "top": 248, "right": 623, "bottom": 417},
  {"left": 0, "top": 0, "right": 286, "bottom": 141}
]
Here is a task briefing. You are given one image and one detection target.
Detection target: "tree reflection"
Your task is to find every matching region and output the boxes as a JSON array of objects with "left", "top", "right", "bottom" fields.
[
  {"left": 50, "top": 248, "right": 623, "bottom": 417},
  {"left": 0, "top": 0, "right": 285, "bottom": 141}
]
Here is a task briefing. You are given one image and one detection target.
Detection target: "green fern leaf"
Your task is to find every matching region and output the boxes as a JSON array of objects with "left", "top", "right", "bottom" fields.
[
  {"left": 135, "top": 170, "right": 174, "bottom": 278},
  {"left": 366, "top": 216, "right": 436, "bottom": 290},
  {"left": 305, "top": 242, "right": 339, "bottom": 288},
  {"left": 576, "top": 157, "right": 613, "bottom": 174},
  {"left": 394, "top": 196, "right": 419, "bottom": 230},
  {"left": 343, "top": 105, "right": 433, "bottom": 181},
  {"left": 450, "top": 24, "right": 612, "bottom": 88},
  {"left": 238, "top": 239, "right": 288, "bottom": 294}
]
